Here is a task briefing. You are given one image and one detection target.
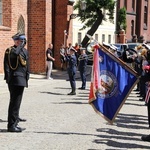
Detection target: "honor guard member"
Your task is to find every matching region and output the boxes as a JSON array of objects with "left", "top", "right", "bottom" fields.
[
  {"left": 67, "top": 47, "right": 77, "bottom": 95},
  {"left": 78, "top": 47, "right": 88, "bottom": 89},
  {"left": 3, "top": 33, "right": 29, "bottom": 132}
]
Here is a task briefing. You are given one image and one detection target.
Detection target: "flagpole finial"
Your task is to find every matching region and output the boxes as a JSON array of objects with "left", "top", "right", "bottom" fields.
[{"left": 94, "top": 45, "right": 100, "bottom": 49}]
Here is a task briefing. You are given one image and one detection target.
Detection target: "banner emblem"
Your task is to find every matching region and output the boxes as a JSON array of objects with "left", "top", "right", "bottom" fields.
[{"left": 98, "top": 70, "right": 118, "bottom": 99}]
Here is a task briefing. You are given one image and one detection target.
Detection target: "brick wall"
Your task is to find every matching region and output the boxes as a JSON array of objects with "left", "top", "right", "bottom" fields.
[
  {"left": 28, "top": 0, "right": 52, "bottom": 73},
  {"left": 117, "top": 0, "right": 136, "bottom": 42},
  {"left": 136, "top": 0, "right": 150, "bottom": 42},
  {"left": 53, "top": 0, "right": 73, "bottom": 69},
  {"left": 0, "top": 0, "right": 73, "bottom": 73},
  {"left": 0, "top": 0, "right": 27, "bottom": 73},
  {"left": 117, "top": 0, "right": 150, "bottom": 43}
]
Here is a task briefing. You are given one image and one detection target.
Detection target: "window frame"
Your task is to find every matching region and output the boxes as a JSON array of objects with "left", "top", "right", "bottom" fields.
[
  {"left": 0, "top": 0, "right": 2, "bottom": 25},
  {"left": 95, "top": 34, "right": 98, "bottom": 42},
  {"left": 78, "top": 32, "right": 82, "bottom": 44},
  {"left": 144, "top": 6, "right": 148, "bottom": 27},
  {"left": 102, "top": 34, "right": 105, "bottom": 43},
  {"left": 108, "top": 35, "right": 111, "bottom": 43}
]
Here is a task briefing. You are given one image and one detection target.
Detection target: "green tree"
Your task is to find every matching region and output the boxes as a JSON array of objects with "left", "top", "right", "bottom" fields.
[
  {"left": 74, "top": 0, "right": 116, "bottom": 47},
  {"left": 117, "top": 7, "right": 127, "bottom": 32}
]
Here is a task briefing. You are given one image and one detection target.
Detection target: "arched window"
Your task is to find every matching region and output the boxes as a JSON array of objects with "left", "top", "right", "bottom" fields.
[
  {"left": 144, "top": 6, "right": 148, "bottom": 26},
  {"left": 132, "top": 0, "right": 135, "bottom": 11},
  {"left": 131, "top": 20, "right": 134, "bottom": 36},
  {"left": 124, "top": 0, "right": 127, "bottom": 9},
  {"left": 17, "top": 15, "right": 25, "bottom": 34},
  {"left": 0, "top": 0, "right": 2, "bottom": 25}
]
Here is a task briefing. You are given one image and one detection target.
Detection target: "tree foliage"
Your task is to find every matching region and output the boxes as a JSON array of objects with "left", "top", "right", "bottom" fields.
[
  {"left": 74, "top": 0, "right": 116, "bottom": 30},
  {"left": 117, "top": 7, "right": 127, "bottom": 31}
]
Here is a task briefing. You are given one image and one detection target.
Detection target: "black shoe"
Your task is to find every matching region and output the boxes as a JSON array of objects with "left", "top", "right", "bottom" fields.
[
  {"left": 78, "top": 87, "right": 85, "bottom": 90},
  {"left": 16, "top": 124, "right": 26, "bottom": 131},
  {"left": 7, "top": 126, "right": 23, "bottom": 132},
  {"left": 137, "top": 95, "right": 144, "bottom": 97},
  {"left": 67, "top": 92, "right": 76, "bottom": 95},
  {"left": 134, "top": 88, "right": 139, "bottom": 91},
  {"left": 139, "top": 98, "right": 144, "bottom": 101},
  {"left": 18, "top": 117, "right": 26, "bottom": 122},
  {"left": 145, "top": 103, "right": 148, "bottom": 106},
  {"left": 141, "top": 135, "right": 150, "bottom": 142}
]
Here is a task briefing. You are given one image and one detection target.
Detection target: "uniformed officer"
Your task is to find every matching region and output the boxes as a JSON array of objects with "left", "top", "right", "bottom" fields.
[
  {"left": 78, "top": 47, "right": 88, "bottom": 90},
  {"left": 67, "top": 47, "right": 77, "bottom": 95},
  {"left": 3, "top": 32, "right": 29, "bottom": 132}
]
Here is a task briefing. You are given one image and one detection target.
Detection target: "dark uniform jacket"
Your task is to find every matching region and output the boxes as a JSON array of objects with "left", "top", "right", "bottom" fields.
[
  {"left": 67, "top": 54, "right": 77, "bottom": 74},
  {"left": 4, "top": 45, "right": 29, "bottom": 87},
  {"left": 78, "top": 54, "right": 88, "bottom": 71}
]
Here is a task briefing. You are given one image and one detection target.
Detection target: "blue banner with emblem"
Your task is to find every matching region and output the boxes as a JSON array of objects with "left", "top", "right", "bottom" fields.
[{"left": 89, "top": 45, "right": 139, "bottom": 124}]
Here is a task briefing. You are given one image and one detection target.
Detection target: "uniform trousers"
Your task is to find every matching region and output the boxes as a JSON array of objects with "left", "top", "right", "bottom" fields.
[
  {"left": 80, "top": 69, "right": 86, "bottom": 88},
  {"left": 8, "top": 84, "right": 24, "bottom": 128},
  {"left": 68, "top": 71, "right": 76, "bottom": 92},
  {"left": 140, "top": 74, "right": 150, "bottom": 99}
]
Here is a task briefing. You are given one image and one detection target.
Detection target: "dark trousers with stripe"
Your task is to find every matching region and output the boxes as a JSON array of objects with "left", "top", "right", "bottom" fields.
[
  {"left": 68, "top": 71, "right": 76, "bottom": 92},
  {"left": 80, "top": 70, "right": 86, "bottom": 88},
  {"left": 8, "top": 84, "right": 24, "bottom": 128}
]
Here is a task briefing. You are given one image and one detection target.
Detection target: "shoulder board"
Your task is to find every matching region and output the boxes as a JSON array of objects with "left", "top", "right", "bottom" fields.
[
  {"left": 5, "top": 46, "right": 15, "bottom": 55},
  {"left": 5, "top": 47, "right": 12, "bottom": 54}
]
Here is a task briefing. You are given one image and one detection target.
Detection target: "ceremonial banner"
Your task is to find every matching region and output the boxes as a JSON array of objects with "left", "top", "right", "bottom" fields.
[{"left": 89, "top": 45, "right": 139, "bottom": 124}]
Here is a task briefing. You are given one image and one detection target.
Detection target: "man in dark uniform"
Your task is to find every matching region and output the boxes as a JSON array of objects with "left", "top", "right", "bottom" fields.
[
  {"left": 3, "top": 32, "right": 29, "bottom": 132},
  {"left": 67, "top": 47, "right": 77, "bottom": 95},
  {"left": 78, "top": 47, "right": 88, "bottom": 90}
]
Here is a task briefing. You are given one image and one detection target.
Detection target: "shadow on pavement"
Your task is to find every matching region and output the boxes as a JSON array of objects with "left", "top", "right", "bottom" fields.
[
  {"left": 116, "top": 114, "right": 148, "bottom": 130},
  {"left": 95, "top": 128, "right": 150, "bottom": 149},
  {"left": 93, "top": 139, "right": 150, "bottom": 149},
  {"left": 0, "top": 129, "right": 8, "bottom": 133},
  {"left": 33, "top": 130, "right": 150, "bottom": 149},
  {"left": 40, "top": 91, "right": 66, "bottom": 95},
  {"left": 124, "top": 102, "right": 146, "bottom": 107},
  {"left": 54, "top": 87, "right": 71, "bottom": 90},
  {"left": 53, "top": 102, "right": 88, "bottom": 105},
  {"left": 93, "top": 113, "right": 150, "bottom": 149},
  {"left": 0, "top": 119, "right": 7, "bottom": 123}
]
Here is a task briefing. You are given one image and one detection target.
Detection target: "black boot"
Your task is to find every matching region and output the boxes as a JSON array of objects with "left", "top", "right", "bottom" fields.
[
  {"left": 7, "top": 120, "right": 26, "bottom": 132},
  {"left": 141, "top": 135, "right": 150, "bottom": 142},
  {"left": 67, "top": 88, "right": 76, "bottom": 95},
  {"left": 67, "top": 91, "right": 76, "bottom": 95}
]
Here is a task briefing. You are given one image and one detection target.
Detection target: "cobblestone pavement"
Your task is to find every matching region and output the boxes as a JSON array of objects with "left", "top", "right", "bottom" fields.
[{"left": 0, "top": 69, "right": 150, "bottom": 150}]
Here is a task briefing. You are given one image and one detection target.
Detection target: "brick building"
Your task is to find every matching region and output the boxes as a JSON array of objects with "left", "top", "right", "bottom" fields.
[
  {"left": 0, "top": 0, "right": 74, "bottom": 73},
  {"left": 116, "top": 0, "right": 150, "bottom": 43}
]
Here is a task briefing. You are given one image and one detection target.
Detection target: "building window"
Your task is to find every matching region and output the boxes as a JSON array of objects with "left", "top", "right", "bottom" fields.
[
  {"left": 102, "top": 34, "right": 105, "bottom": 43},
  {"left": 78, "top": 32, "right": 82, "bottom": 44},
  {"left": 131, "top": 20, "right": 134, "bottom": 36},
  {"left": 108, "top": 35, "right": 111, "bottom": 43},
  {"left": 95, "top": 34, "right": 98, "bottom": 41},
  {"left": 0, "top": 0, "right": 2, "bottom": 25},
  {"left": 144, "top": 6, "right": 148, "bottom": 27},
  {"left": 132, "top": 0, "right": 135, "bottom": 11},
  {"left": 124, "top": 0, "right": 127, "bottom": 9},
  {"left": 17, "top": 15, "right": 25, "bottom": 34}
]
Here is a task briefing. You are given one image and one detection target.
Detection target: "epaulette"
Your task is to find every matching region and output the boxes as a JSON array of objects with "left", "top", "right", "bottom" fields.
[{"left": 5, "top": 46, "right": 13, "bottom": 54}]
